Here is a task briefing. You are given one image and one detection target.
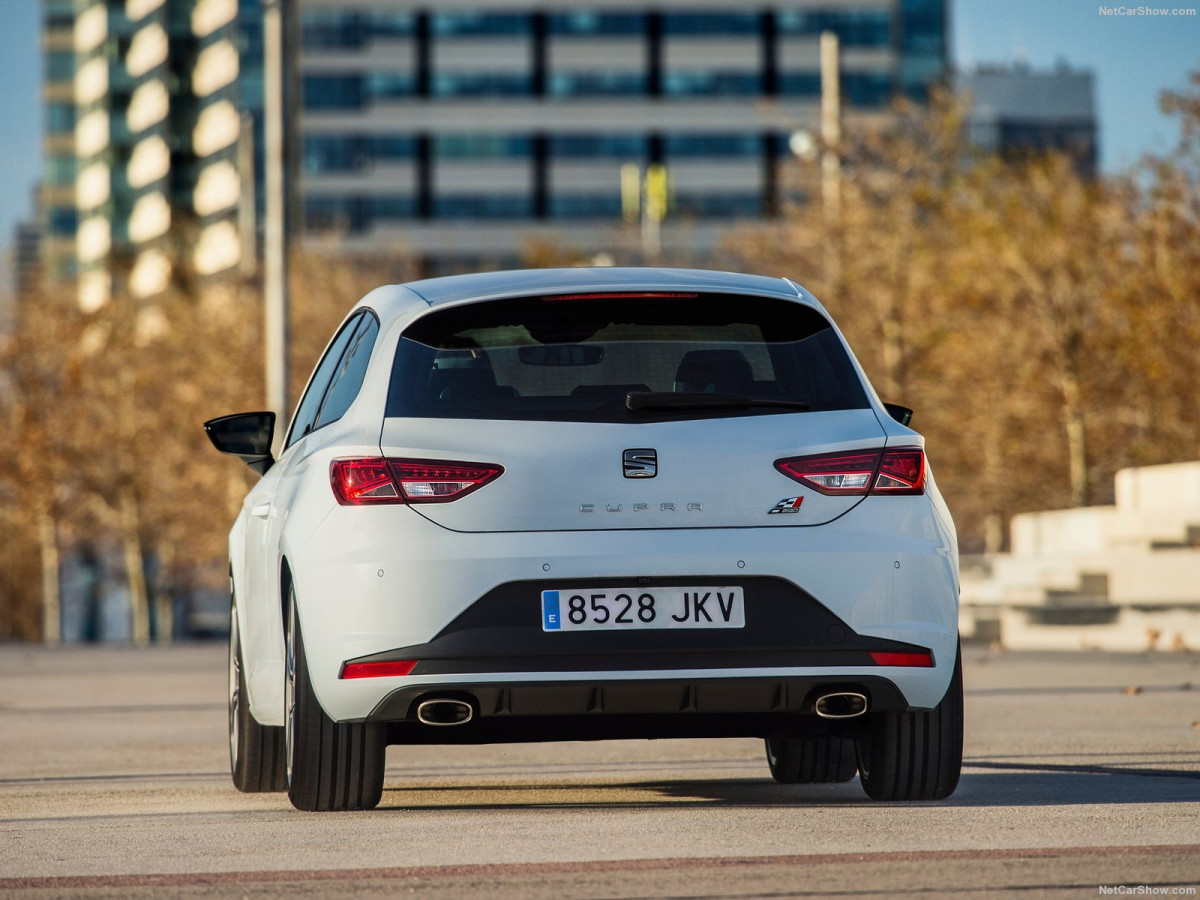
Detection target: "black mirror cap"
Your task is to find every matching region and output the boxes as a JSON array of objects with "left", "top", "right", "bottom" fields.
[
  {"left": 204, "top": 411, "right": 276, "bottom": 475},
  {"left": 883, "top": 403, "right": 914, "bottom": 427}
]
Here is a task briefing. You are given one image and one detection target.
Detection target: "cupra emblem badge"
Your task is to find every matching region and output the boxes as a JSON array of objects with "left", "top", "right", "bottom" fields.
[{"left": 623, "top": 448, "right": 657, "bottom": 478}]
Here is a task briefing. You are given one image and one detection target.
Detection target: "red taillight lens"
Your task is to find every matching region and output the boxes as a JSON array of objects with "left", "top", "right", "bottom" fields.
[
  {"left": 869, "top": 651, "right": 934, "bottom": 667},
  {"left": 339, "top": 660, "right": 417, "bottom": 679},
  {"left": 330, "top": 459, "right": 401, "bottom": 504},
  {"left": 874, "top": 448, "right": 926, "bottom": 494},
  {"left": 389, "top": 460, "right": 504, "bottom": 502},
  {"left": 775, "top": 449, "right": 880, "bottom": 495},
  {"left": 774, "top": 447, "right": 925, "bottom": 496},
  {"left": 330, "top": 458, "right": 504, "bottom": 505}
]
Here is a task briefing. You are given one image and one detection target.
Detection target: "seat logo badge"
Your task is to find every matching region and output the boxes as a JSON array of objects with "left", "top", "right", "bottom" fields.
[
  {"left": 623, "top": 448, "right": 657, "bottom": 478},
  {"left": 769, "top": 497, "right": 804, "bottom": 514}
]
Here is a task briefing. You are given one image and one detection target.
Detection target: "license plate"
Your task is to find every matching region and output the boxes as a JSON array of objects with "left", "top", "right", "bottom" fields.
[{"left": 541, "top": 587, "right": 745, "bottom": 632}]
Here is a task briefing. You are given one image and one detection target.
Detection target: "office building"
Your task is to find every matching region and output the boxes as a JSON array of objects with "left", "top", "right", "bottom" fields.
[
  {"left": 68, "top": 0, "right": 263, "bottom": 311},
  {"left": 960, "top": 63, "right": 1098, "bottom": 177},
  {"left": 45, "top": 1, "right": 947, "bottom": 301},
  {"left": 40, "top": 0, "right": 78, "bottom": 288},
  {"left": 298, "top": 0, "right": 949, "bottom": 268}
]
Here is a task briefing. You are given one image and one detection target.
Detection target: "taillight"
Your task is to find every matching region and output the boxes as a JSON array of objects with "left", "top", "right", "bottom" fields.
[
  {"left": 330, "top": 458, "right": 503, "bottom": 505},
  {"left": 541, "top": 291, "right": 697, "bottom": 302},
  {"left": 774, "top": 447, "right": 925, "bottom": 496}
]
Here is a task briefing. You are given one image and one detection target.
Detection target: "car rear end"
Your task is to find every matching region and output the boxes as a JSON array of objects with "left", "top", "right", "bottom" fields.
[{"left": 293, "top": 272, "right": 960, "bottom": 755}]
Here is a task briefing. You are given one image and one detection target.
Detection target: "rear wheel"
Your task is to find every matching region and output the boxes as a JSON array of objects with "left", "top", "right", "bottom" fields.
[
  {"left": 856, "top": 643, "right": 963, "bottom": 801},
  {"left": 285, "top": 586, "right": 385, "bottom": 811},
  {"left": 765, "top": 736, "right": 858, "bottom": 783},
  {"left": 229, "top": 587, "right": 286, "bottom": 792}
]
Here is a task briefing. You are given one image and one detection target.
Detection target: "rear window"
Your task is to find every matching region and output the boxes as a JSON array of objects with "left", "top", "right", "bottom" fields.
[{"left": 386, "top": 293, "right": 868, "bottom": 423}]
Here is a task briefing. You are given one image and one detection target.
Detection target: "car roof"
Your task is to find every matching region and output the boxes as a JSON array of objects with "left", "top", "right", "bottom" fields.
[{"left": 395, "top": 267, "right": 809, "bottom": 308}]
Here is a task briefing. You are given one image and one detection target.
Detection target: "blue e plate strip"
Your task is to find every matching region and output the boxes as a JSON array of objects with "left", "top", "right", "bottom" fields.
[{"left": 542, "top": 591, "right": 561, "bottom": 630}]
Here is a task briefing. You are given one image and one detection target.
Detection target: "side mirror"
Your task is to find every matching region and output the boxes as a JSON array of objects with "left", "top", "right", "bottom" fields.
[
  {"left": 203, "top": 411, "right": 276, "bottom": 475},
  {"left": 883, "top": 403, "right": 914, "bottom": 427}
]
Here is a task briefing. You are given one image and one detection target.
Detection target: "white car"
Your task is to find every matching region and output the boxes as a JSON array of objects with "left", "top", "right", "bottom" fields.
[{"left": 205, "top": 267, "right": 962, "bottom": 811}]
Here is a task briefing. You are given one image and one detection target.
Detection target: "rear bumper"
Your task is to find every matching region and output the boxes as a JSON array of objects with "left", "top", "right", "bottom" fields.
[{"left": 284, "top": 500, "right": 958, "bottom": 724}]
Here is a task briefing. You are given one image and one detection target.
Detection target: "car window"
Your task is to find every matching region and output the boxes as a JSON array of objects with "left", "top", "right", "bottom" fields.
[
  {"left": 286, "top": 313, "right": 364, "bottom": 448},
  {"left": 315, "top": 314, "right": 379, "bottom": 430},
  {"left": 385, "top": 293, "right": 868, "bottom": 423}
]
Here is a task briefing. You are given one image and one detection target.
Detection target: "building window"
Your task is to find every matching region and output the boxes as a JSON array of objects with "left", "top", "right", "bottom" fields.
[
  {"left": 663, "top": 71, "right": 760, "bottom": 97},
  {"left": 433, "top": 195, "right": 532, "bottom": 219},
  {"left": 301, "top": 11, "right": 415, "bottom": 49},
  {"left": 365, "top": 73, "right": 416, "bottom": 100},
  {"left": 665, "top": 134, "right": 762, "bottom": 158},
  {"left": 46, "top": 51, "right": 75, "bottom": 81},
  {"left": 776, "top": 10, "right": 891, "bottom": 47},
  {"left": 432, "top": 73, "right": 531, "bottom": 98},
  {"left": 305, "top": 194, "right": 416, "bottom": 232},
  {"left": 549, "top": 195, "right": 622, "bottom": 218},
  {"left": 303, "top": 74, "right": 363, "bottom": 109},
  {"left": 433, "top": 134, "right": 531, "bottom": 160},
  {"left": 673, "top": 193, "right": 762, "bottom": 218},
  {"left": 548, "top": 72, "right": 646, "bottom": 97},
  {"left": 49, "top": 207, "right": 78, "bottom": 236},
  {"left": 431, "top": 12, "right": 531, "bottom": 37},
  {"left": 46, "top": 102, "right": 76, "bottom": 134},
  {"left": 46, "top": 154, "right": 77, "bottom": 187},
  {"left": 778, "top": 72, "right": 820, "bottom": 97},
  {"left": 549, "top": 134, "right": 646, "bottom": 158},
  {"left": 843, "top": 72, "right": 893, "bottom": 107},
  {"left": 303, "top": 74, "right": 415, "bottom": 109},
  {"left": 662, "top": 13, "right": 759, "bottom": 36},
  {"left": 304, "top": 136, "right": 417, "bottom": 173},
  {"left": 548, "top": 12, "right": 644, "bottom": 36}
]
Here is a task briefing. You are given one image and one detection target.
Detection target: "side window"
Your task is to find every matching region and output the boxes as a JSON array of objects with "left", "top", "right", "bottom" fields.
[
  {"left": 286, "top": 313, "right": 364, "bottom": 449},
  {"left": 314, "top": 314, "right": 379, "bottom": 429}
]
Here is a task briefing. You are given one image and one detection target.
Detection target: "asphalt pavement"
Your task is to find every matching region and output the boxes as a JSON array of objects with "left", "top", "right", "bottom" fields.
[{"left": 0, "top": 643, "right": 1197, "bottom": 898}]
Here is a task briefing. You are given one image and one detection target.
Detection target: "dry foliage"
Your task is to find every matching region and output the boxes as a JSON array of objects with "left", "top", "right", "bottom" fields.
[
  {"left": 726, "top": 77, "right": 1200, "bottom": 550},
  {"left": 1, "top": 75, "right": 1198, "bottom": 636}
]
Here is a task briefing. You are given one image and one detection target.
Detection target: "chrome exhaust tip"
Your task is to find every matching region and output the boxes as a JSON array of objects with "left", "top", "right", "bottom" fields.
[
  {"left": 814, "top": 692, "right": 868, "bottom": 719},
  {"left": 416, "top": 698, "right": 474, "bottom": 726}
]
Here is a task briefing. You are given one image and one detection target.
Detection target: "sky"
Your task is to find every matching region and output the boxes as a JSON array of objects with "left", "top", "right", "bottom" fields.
[{"left": 0, "top": 0, "right": 1197, "bottom": 266}]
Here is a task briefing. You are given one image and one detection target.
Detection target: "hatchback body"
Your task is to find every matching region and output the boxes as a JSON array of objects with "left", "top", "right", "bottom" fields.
[{"left": 206, "top": 267, "right": 962, "bottom": 810}]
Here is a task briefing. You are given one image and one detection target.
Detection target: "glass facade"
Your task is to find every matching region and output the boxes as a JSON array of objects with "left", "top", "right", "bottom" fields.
[
  {"left": 431, "top": 12, "right": 531, "bottom": 36},
  {"left": 549, "top": 134, "right": 646, "bottom": 158},
  {"left": 434, "top": 195, "right": 533, "bottom": 219},
  {"left": 548, "top": 12, "right": 644, "bottom": 35},
  {"left": 304, "top": 135, "right": 417, "bottom": 173},
  {"left": 777, "top": 9, "right": 891, "bottom": 46},
  {"left": 664, "top": 134, "right": 762, "bottom": 157},
  {"left": 295, "top": 3, "right": 948, "bottom": 237},
  {"left": 662, "top": 12, "right": 759, "bottom": 35},
  {"left": 301, "top": 10, "right": 415, "bottom": 48},
  {"left": 897, "top": 0, "right": 948, "bottom": 98},
  {"left": 431, "top": 73, "right": 532, "bottom": 98},
  {"left": 548, "top": 72, "right": 646, "bottom": 97},
  {"left": 303, "top": 73, "right": 416, "bottom": 109},
  {"left": 663, "top": 71, "right": 761, "bottom": 97},
  {"left": 306, "top": 195, "right": 416, "bottom": 231},
  {"left": 433, "top": 134, "right": 531, "bottom": 160}
]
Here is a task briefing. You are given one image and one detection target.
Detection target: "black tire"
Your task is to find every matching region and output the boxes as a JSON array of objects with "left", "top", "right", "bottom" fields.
[
  {"left": 285, "top": 586, "right": 385, "bottom": 811},
  {"left": 229, "top": 587, "right": 287, "bottom": 792},
  {"left": 856, "top": 643, "right": 963, "bottom": 801},
  {"left": 766, "top": 736, "right": 858, "bottom": 783}
]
